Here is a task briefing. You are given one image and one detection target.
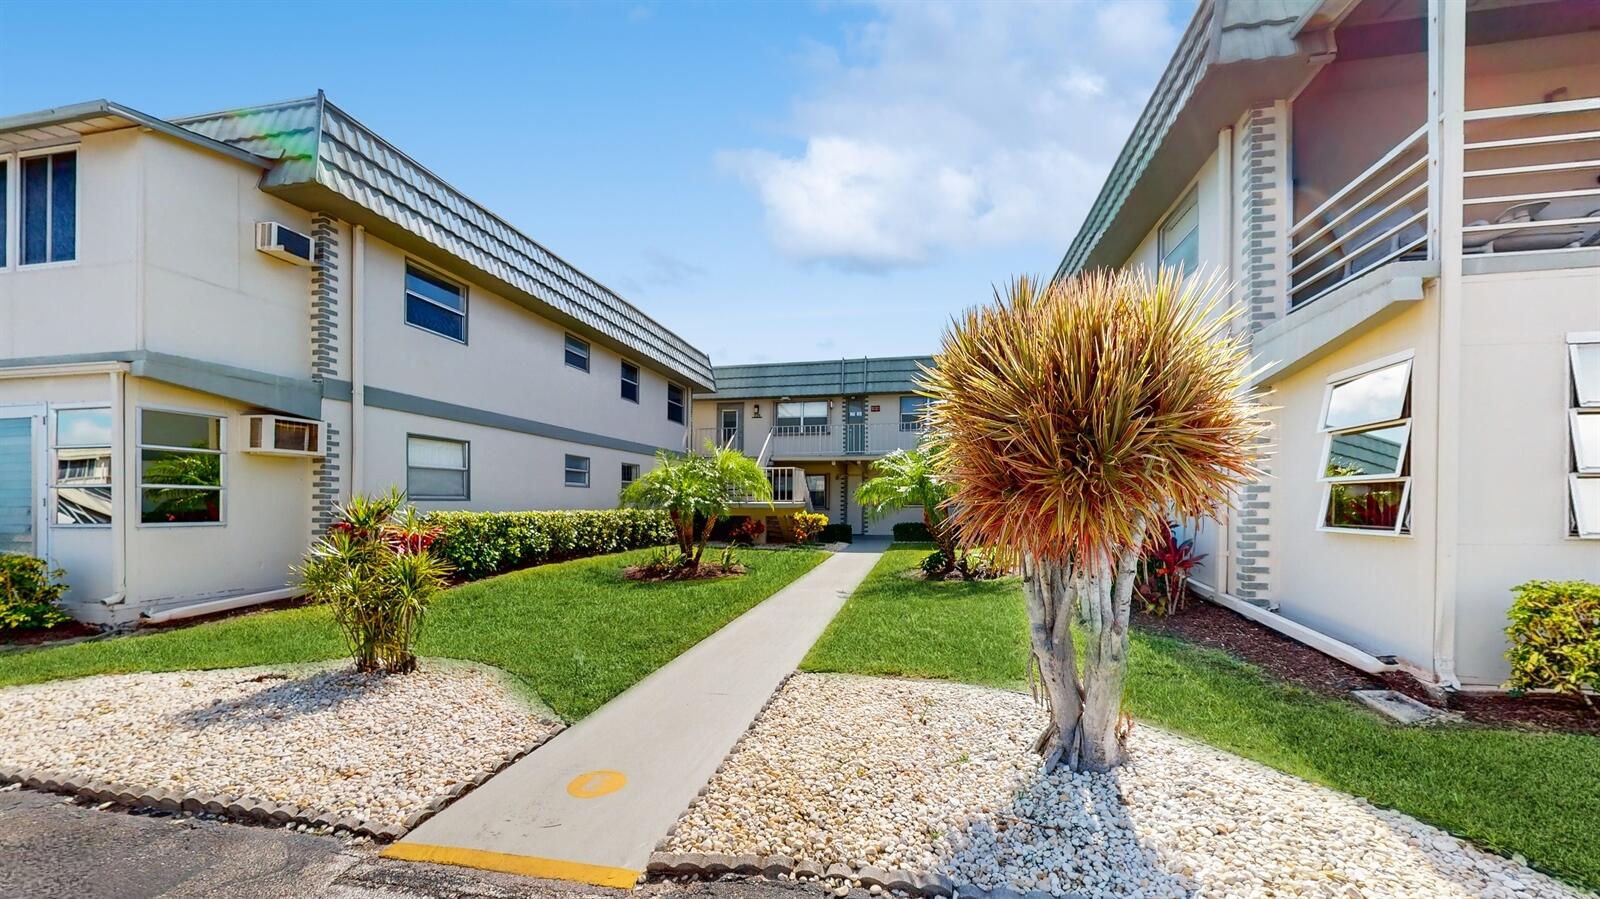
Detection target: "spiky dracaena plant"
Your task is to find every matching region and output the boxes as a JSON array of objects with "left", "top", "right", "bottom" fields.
[
  {"left": 297, "top": 488, "right": 452, "bottom": 673},
  {"left": 924, "top": 269, "right": 1267, "bottom": 771}
]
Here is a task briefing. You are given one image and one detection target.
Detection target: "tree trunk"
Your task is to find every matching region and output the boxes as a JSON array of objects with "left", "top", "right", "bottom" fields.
[
  {"left": 691, "top": 515, "right": 718, "bottom": 567},
  {"left": 1024, "top": 515, "right": 1145, "bottom": 773},
  {"left": 1076, "top": 521, "right": 1146, "bottom": 772},
  {"left": 1022, "top": 554, "right": 1083, "bottom": 768},
  {"left": 926, "top": 508, "right": 956, "bottom": 575}
]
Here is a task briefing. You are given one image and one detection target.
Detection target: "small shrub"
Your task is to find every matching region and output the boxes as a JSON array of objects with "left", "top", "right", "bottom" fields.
[
  {"left": 791, "top": 512, "right": 829, "bottom": 543},
  {"left": 298, "top": 489, "right": 452, "bottom": 673},
  {"left": 920, "top": 549, "right": 951, "bottom": 577},
  {"left": 0, "top": 554, "right": 71, "bottom": 632},
  {"left": 1136, "top": 519, "right": 1204, "bottom": 617},
  {"left": 428, "top": 508, "right": 673, "bottom": 580},
  {"left": 893, "top": 521, "right": 934, "bottom": 542},
  {"left": 1505, "top": 580, "right": 1600, "bottom": 713},
  {"left": 819, "top": 523, "right": 854, "bottom": 544}
]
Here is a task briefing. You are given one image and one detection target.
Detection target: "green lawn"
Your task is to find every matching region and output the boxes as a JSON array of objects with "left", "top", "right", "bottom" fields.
[
  {"left": 802, "top": 547, "right": 1600, "bottom": 892},
  {"left": 0, "top": 547, "right": 825, "bottom": 722}
]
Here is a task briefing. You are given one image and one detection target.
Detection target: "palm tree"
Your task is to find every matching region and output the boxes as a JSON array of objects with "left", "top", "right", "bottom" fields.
[
  {"left": 855, "top": 443, "right": 958, "bottom": 573},
  {"left": 924, "top": 269, "right": 1266, "bottom": 772},
  {"left": 621, "top": 444, "right": 773, "bottom": 569}
]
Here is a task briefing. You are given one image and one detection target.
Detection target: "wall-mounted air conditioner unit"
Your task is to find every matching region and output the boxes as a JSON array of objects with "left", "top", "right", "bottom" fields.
[
  {"left": 255, "top": 222, "right": 316, "bottom": 266},
  {"left": 242, "top": 415, "right": 326, "bottom": 458}
]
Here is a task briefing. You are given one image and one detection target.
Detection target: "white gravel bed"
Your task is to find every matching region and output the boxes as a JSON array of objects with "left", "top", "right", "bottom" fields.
[
  {"left": 0, "top": 662, "right": 559, "bottom": 828},
  {"left": 666, "top": 673, "right": 1583, "bottom": 899}
]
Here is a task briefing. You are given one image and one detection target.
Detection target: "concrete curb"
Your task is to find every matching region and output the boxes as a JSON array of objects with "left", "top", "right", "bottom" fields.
[
  {"left": 0, "top": 727, "right": 561, "bottom": 843},
  {"left": 642, "top": 851, "right": 1086, "bottom": 899}
]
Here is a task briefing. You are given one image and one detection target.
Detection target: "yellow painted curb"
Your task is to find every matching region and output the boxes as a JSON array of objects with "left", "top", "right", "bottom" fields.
[{"left": 380, "top": 842, "right": 640, "bottom": 888}]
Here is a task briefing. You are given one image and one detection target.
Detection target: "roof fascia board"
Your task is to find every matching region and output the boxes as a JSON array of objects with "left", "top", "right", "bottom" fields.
[{"left": 0, "top": 100, "right": 270, "bottom": 168}]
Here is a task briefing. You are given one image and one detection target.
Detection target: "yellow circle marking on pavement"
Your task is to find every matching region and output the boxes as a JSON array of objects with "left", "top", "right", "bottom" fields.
[{"left": 566, "top": 770, "right": 627, "bottom": 798}]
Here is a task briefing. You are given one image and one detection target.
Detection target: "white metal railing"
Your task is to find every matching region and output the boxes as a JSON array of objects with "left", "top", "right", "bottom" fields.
[
  {"left": 1289, "top": 124, "right": 1430, "bottom": 310},
  {"left": 726, "top": 466, "right": 805, "bottom": 506},
  {"left": 1462, "top": 97, "right": 1600, "bottom": 258},
  {"left": 770, "top": 421, "right": 926, "bottom": 459}
]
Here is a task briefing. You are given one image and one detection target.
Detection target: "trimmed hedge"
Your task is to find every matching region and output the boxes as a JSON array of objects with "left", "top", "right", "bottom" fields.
[
  {"left": 427, "top": 509, "right": 674, "bottom": 580},
  {"left": 892, "top": 521, "right": 933, "bottom": 542},
  {"left": 819, "top": 523, "right": 854, "bottom": 544}
]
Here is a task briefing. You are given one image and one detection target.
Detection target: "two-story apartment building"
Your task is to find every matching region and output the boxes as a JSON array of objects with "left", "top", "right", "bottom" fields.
[
  {"left": 1058, "top": 0, "right": 1599, "bottom": 687},
  {"left": 691, "top": 356, "right": 935, "bottom": 535},
  {"left": 0, "top": 94, "right": 711, "bottom": 625}
]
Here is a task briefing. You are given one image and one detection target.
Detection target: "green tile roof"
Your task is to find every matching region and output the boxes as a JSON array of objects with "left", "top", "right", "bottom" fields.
[{"left": 703, "top": 356, "right": 935, "bottom": 400}]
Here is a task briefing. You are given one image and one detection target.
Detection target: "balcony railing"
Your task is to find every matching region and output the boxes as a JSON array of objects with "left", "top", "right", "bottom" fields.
[
  {"left": 1289, "top": 124, "right": 1430, "bottom": 310},
  {"left": 726, "top": 466, "right": 805, "bottom": 506},
  {"left": 770, "top": 421, "right": 927, "bottom": 459},
  {"left": 1462, "top": 97, "right": 1600, "bottom": 257}
]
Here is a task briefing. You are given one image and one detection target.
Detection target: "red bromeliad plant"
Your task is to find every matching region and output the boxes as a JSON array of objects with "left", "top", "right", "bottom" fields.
[
  {"left": 1136, "top": 519, "right": 1206, "bottom": 617},
  {"left": 923, "top": 269, "right": 1267, "bottom": 772}
]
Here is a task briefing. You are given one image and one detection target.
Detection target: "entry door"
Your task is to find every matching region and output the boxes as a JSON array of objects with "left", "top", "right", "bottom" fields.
[
  {"left": 0, "top": 409, "right": 44, "bottom": 558},
  {"left": 718, "top": 405, "right": 743, "bottom": 452},
  {"left": 844, "top": 398, "right": 867, "bottom": 455}
]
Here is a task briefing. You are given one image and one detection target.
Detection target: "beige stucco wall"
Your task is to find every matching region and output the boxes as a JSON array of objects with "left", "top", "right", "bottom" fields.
[
  {"left": 358, "top": 236, "right": 690, "bottom": 460},
  {"left": 1258, "top": 290, "right": 1442, "bottom": 672},
  {"left": 1453, "top": 265, "right": 1600, "bottom": 684},
  {"left": 0, "top": 131, "right": 140, "bottom": 358},
  {"left": 138, "top": 136, "right": 317, "bottom": 379},
  {"left": 122, "top": 378, "right": 312, "bottom": 613},
  {"left": 360, "top": 405, "right": 655, "bottom": 513}
]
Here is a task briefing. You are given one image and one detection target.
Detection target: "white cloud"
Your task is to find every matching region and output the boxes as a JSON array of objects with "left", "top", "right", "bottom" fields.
[{"left": 721, "top": 0, "right": 1185, "bottom": 271}]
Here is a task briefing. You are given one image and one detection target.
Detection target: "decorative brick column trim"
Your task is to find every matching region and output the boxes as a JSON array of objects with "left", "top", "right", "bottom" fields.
[
  {"left": 310, "top": 214, "right": 343, "bottom": 534},
  {"left": 1230, "top": 104, "right": 1287, "bottom": 602},
  {"left": 1238, "top": 103, "right": 1286, "bottom": 336},
  {"left": 310, "top": 215, "right": 341, "bottom": 379},
  {"left": 312, "top": 425, "right": 342, "bottom": 533}
]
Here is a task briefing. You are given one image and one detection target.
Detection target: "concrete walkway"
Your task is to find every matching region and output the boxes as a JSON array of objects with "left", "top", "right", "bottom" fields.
[{"left": 387, "top": 542, "right": 886, "bottom": 887}]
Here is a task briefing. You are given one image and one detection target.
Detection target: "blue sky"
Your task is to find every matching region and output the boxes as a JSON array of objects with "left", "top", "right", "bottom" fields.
[{"left": 1, "top": 0, "right": 1191, "bottom": 365}]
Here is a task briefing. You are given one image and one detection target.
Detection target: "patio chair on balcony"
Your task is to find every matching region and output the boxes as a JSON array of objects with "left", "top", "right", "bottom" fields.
[{"left": 1465, "top": 198, "right": 1600, "bottom": 253}]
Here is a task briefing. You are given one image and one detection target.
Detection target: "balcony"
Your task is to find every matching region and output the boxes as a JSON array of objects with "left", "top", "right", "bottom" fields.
[
  {"left": 693, "top": 421, "right": 929, "bottom": 461},
  {"left": 769, "top": 421, "right": 927, "bottom": 460},
  {"left": 1287, "top": 95, "right": 1600, "bottom": 312}
]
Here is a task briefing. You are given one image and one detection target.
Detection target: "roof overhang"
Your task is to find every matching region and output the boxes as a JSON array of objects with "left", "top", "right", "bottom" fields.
[
  {"left": 1069, "top": 52, "right": 1328, "bottom": 274},
  {"left": 0, "top": 100, "right": 271, "bottom": 168},
  {"left": 1055, "top": 0, "right": 1334, "bottom": 277}
]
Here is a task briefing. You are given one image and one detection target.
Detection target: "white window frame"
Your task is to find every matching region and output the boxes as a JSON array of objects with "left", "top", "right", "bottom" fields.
[
  {"left": 49, "top": 403, "right": 114, "bottom": 529},
  {"left": 775, "top": 401, "right": 831, "bottom": 435},
  {"left": 1572, "top": 337, "right": 1600, "bottom": 409},
  {"left": 1568, "top": 334, "right": 1600, "bottom": 538},
  {"left": 621, "top": 461, "right": 640, "bottom": 487},
  {"left": 15, "top": 146, "right": 79, "bottom": 270},
  {"left": 403, "top": 260, "right": 468, "bottom": 344},
  {"left": 564, "top": 453, "right": 591, "bottom": 488},
  {"left": 666, "top": 383, "right": 685, "bottom": 424},
  {"left": 564, "top": 334, "right": 591, "bottom": 372},
  {"left": 406, "top": 434, "right": 470, "bottom": 501},
  {"left": 1157, "top": 186, "right": 1198, "bottom": 274},
  {"left": 0, "top": 151, "right": 14, "bottom": 272},
  {"left": 1316, "top": 352, "right": 1415, "bottom": 536},
  {"left": 620, "top": 360, "right": 640, "bottom": 403},
  {"left": 899, "top": 395, "right": 931, "bottom": 432},
  {"left": 136, "top": 405, "right": 226, "bottom": 528}
]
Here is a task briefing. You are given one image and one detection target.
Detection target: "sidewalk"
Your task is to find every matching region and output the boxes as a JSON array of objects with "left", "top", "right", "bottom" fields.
[{"left": 386, "top": 543, "right": 885, "bottom": 886}]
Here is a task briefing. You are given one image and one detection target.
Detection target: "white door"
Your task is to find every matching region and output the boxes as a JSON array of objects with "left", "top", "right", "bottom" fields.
[{"left": 0, "top": 407, "right": 45, "bottom": 558}]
